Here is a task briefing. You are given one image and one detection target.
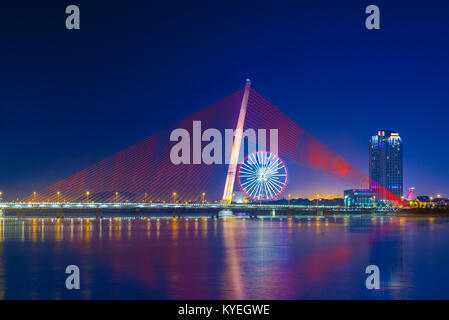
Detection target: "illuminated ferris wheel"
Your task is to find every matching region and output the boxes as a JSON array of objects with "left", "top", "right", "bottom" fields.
[{"left": 237, "top": 151, "right": 288, "bottom": 201}]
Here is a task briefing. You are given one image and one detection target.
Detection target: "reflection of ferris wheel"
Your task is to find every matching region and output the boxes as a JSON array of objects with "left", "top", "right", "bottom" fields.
[{"left": 237, "top": 151, "right": 288, "bottom": 201}]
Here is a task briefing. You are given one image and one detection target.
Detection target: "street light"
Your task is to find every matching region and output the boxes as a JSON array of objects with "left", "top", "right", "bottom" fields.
[
  {"left": 115, "top": 192, "right": 118, "bottom": 203},
  {"left": 33, "top": 192, "right": 37, "bottom": 203},
  {"left": 438, "top": 194, "right": 441, "bottom": 198},
  {"left": 202, "top": 193, "right": 205, "bottom": 204},
  {"left": 288, "top": 194, "right": 291, "bottom": 206},
  {"left": 86, "top": 191, "right": 90, "bottom": 203},
  {"left": 0, "top": 192, "right": 2, "bottom": 202},
  {"left": 173, "top": 192, "right": 177, "bottom": 204},
  {"left": 57, "top": 192, "right": 60, "bottom": 203}
]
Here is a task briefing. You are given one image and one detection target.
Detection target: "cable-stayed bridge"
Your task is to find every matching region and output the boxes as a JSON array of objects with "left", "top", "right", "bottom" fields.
[{"left": 3, "top": 80, "right": 408, "bottom": 215}]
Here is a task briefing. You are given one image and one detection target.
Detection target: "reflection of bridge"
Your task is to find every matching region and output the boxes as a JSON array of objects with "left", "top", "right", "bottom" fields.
[{"left": 0, "top": 202, "right": 396, "bottom": 217}]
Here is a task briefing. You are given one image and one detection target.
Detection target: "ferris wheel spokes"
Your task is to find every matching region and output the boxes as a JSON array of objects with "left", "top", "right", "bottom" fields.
[{"left": 237, "top": 150, "right": 288, "bottom": 201}]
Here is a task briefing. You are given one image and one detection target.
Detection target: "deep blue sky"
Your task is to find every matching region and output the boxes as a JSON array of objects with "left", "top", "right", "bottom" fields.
[{"left": 1, "top": 0, "right": 448, "bottom": 200}]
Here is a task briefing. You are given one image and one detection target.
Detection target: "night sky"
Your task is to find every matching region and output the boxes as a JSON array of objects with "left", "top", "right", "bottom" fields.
[{"left": 1, "top": 0, "right": 448, "bottom": 200}]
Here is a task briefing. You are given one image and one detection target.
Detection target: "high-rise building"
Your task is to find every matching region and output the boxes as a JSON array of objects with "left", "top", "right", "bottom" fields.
[{"left": 369, "top": 130, "right": 403, "bottom": 199}]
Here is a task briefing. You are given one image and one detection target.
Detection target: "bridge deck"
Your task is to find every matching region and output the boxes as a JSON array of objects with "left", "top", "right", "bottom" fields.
[{"left": 0, "top": 202, "right": 396, "bottom": 212}]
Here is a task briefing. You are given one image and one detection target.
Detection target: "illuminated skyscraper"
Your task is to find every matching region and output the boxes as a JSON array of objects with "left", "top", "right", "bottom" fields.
[{"left": 369, "top": 130, "right": 403, "bottom": 199}]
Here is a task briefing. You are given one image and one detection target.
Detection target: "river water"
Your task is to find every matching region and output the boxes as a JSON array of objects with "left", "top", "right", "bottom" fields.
[{"left": 0, "top": 214, "right": 447, "bottom": 299}]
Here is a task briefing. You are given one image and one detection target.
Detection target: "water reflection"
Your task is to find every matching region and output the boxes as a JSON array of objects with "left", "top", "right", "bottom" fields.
[
  {"left": 222, "top": 218, "right": 244, "bottom": 299},
  {"left": 0, "top": 215, "right": 448, "bottom": 299}
]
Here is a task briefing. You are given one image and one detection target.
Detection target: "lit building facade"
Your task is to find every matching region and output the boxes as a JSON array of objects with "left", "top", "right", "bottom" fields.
[
  {"left": 344, "top": 189, "right": 375, "bottom": 207},
  {"left": 369, "top": 130, "right": 403, "bottom": 199}
]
